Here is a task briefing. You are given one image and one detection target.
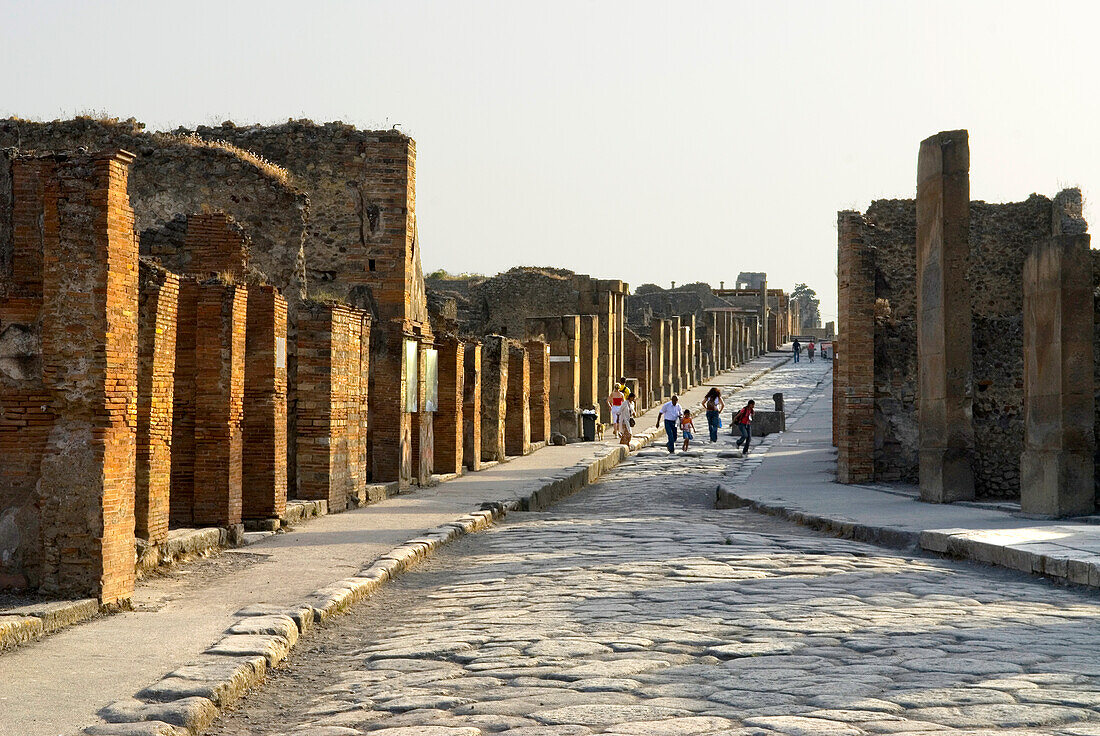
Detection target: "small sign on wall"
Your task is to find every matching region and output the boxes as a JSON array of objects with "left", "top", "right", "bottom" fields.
[
  {"left": 405, "top": 339, "right": 418, "bottom": 413},
  {"left": 275, "top": 337, "right": 286, "bottom": 369},
  {"left": 425, "top": 348, "right": 439, "bottom": 412}
]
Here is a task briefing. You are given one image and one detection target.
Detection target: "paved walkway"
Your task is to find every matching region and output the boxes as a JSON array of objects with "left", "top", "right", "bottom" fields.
[
  {"left": 210, "top": 356, "right": 1100, "bottom": 736},
  {"left": 719, "top": 364, "right": 1100, "bottom": 589},
  {"left": 0, "top": 352, "right": 790, "bottom": 736}
]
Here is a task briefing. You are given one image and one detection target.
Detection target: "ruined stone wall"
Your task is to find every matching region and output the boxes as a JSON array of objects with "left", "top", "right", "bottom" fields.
[
  {"left": 863, "top": 199, "right": 918, "bottom": 483},
  {"left": 851, "top": 193, "right": 1062, "bottom": 498},
  {"left": 0, "top": 119, "right": 308, "bottom": 304}
]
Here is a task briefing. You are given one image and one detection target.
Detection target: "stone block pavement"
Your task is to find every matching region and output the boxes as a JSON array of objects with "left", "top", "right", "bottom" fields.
[
  {"left": 717, "top": 360, "right": 1100, "bottom": 590},
  {"left": 0, "top": 353, "right": 791, "bottom": 736}
]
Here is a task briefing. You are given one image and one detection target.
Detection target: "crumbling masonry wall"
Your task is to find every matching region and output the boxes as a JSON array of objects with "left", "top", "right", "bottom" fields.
[{"left": 839, "top": 160, "right": 1080, "bottom": 499}]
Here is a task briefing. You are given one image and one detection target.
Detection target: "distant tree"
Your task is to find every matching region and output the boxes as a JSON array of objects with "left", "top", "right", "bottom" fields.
[{"left": 791, "top": 283, "right": 821, "bottom": 328}]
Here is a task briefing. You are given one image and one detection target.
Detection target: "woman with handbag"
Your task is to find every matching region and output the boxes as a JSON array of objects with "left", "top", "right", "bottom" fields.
[{"left": 618, "top": 391, "right": 636, "bottom": 444}]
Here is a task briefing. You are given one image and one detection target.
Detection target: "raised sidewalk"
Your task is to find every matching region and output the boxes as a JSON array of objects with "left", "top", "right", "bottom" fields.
[
  {"left": 718, "top": 367, "right": 1100, "bottom": 592},
  {"left": 0, "top": 353, "right": 790, "bottom": 736}
]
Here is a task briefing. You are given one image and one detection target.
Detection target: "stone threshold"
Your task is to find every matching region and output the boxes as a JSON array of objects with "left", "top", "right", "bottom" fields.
[{"left": 77, "top": 357, "right": 789, "bottom": 736}]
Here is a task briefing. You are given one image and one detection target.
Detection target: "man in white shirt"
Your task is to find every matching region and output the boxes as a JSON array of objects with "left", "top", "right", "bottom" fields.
[{"left": 655, "top": 395, "right": 684, "bottom": 454}]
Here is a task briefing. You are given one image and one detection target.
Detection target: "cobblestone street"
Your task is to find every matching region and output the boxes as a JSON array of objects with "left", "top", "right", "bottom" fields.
[{"left": 210, "top": 361, "right": 1100, "bottom": 736}]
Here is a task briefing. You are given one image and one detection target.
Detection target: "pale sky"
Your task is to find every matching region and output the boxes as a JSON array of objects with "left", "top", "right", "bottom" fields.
[{"left": 4, "top": 1, "right": 1100, "bottom": 323}]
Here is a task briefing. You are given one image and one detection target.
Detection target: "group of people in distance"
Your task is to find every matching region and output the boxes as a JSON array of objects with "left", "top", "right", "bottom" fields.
[
  {"left": 654, "top": 387, "right": 755, "bottom": 456},
  {"left": 605, "top": 378, "right": 756, "bottom": 456},
  {"left": 791, "top": 337, "right": 827, "bottom": 363}
]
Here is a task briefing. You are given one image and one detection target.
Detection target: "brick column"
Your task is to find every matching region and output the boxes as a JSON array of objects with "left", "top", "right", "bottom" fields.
[
  {"left": 170, "top": 279, "right": 199, "bottom": 527},
  {"left": 649, "top": 319, "right": 665, "bottom": 402},
  {"left": 35, "top": 152, "right": 139, "bottom": 604},
  {"left": 916, "top": 130, "right": 974, "bottom": 502},
  {"left": 1021, "top": 231, "right": 1095, "bottom": 516},
  {"left": 526, "top": 340, "right": 550, "bottom": 444},
  {"left": 193, "top": 282, "right": 247, "bottom": 527},
  {"left": 433, "top": 335, "right": 464, "bottom": 475},
  {"left": 836, "top": 211, "right": 875, "bottom": 484},
  {"left": 136, "top": 262, "right": 179, "bottom": 543},
  {"left": 243, "top": 286, "right": 288, "bottom": 521},
  {"left": 578, "top": 315, "right": 599, "bottom": 412},
  {"left": 505, "top": 341, "right": 531, "bottom": 455},
  {"left": 296, "top": 302, "right": 366, "bottom": 511},
  {"left": 759, "top": 280, "right": 768, "bottom": 354},
  {"left": 670, "top": 316, "right": 682, "bottom": 395},
  {"left": 370, "top": 332, "right": 415, "bottom": 489},
  {"left": 462, "top": 341, "right": 482, "bottom": 470},
  {"left": 480, "top": 335, "right": 508, "bottom": 462}
]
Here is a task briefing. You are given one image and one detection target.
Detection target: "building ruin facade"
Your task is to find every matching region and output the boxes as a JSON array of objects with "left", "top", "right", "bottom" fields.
[{"left": 0, "top": 116, "right": 796, "bottom": 605}]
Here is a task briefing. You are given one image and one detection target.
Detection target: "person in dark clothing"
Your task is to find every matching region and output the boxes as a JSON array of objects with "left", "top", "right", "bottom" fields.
[{"left": 792, "top": 338, "right": 801, "bottom": 363}]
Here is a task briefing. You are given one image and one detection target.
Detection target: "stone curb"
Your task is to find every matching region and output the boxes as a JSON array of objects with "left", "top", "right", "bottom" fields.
[
  {"left": 77, "top": 356, "right": 788, "bottom": 736},
  {"left": 0, "top": 598, "right": 101, "bottom": 652}
]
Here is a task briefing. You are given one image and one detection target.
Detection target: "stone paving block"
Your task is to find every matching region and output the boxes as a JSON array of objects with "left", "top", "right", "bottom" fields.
[
  {"left": 226, "top": 613, "right": 299, "bottom": 646},
  {"left": 83, "top": 721, "right": 190, "bottom": 736},
  {"left": 99, "top": 696, "right": 218, "bottom": 732},
  {"left": 206, "top": 634, "right": 291, "bottom": 666},
  {"left": 136, "top": 655, "right": 266, "bottom": 708}
]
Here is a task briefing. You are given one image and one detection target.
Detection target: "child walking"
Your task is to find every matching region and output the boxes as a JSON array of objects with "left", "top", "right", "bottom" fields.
[{"left": 681, "top": 410, "right": 697, "bottom": 452}]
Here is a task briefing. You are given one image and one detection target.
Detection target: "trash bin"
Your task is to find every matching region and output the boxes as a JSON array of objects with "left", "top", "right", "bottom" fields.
[{"left": 580, "top": 409, "right": 598, "bottom": 442}]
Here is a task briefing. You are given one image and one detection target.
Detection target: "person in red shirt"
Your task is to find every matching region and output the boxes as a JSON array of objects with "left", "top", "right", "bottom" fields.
[{"left": 733, "top": 399, "right": 755, "bottom": 456}]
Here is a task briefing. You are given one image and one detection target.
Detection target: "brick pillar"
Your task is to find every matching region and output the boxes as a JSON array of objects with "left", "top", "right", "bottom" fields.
[
  {"left": 242, "top": 286, "right": 288, "bottom": 521},
  {"left": 527, "top": 316, "right": 580, "bottom": 440},
  {"left": 526, "top": 340, "right": 550, "bottom": 443},
  {"left": 183, "top": 212, "right": 249, "bottom": 279},
  {"left": 170, "top": 279, "right": 199, "bottom": 527},
  {"left": 1021, "top": 231, "right": 1095, "bottom": 516},
  {"left": 759, "top": 280, "right": 768, "bottom": 354},
  {"left": 136, "top": 262, "right": 178, "bottom": 543},
  {"left": 669, "top": 316, "right": 682, "bottom": 395},
  {"left": 480, "top": 336, "right": 508, "bottom": 462},
  {"left": 679, "top": 324, "right": 691, "bottom": 392},
  {"left": 193, "top": 282, "right": 247, "bottom": 527},
  {"left": 296, "top": 302, "right": 366, "bottom": 511},
  {"left": 433, "top": 335, "right": 464, "bottom": 475},
  {"left": 34, "top": 152, "right": 139, "bottom": 604},
  {"left": 505, "top": 341, "right": 531, "bottom": 455},
  {"left": 836, "top": 211, "right": 875, "bottom": 484},
  {"left": 917, "top": 130, "right": 974, "bottom": 503},
  {"left": 462, "top": 341, "right": 482, "bottom": 470},
  {"left": 578, "top": 315, "right": 599, "bottom": 412},
  {"left": 649, "top": 319, "right": 665, "bottom": 402}
]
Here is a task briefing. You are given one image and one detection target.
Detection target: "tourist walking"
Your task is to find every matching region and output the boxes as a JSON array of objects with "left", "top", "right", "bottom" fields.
[
  {"left": 680, "top": 410, "right": 696, "bottom": 452},
  {"left": 702, "top": 387, "right": 724, "bottom": 443},
  {"left": 607, "top": 382, "right": 626, "bottom": 437},
  {"left": 733, "top": 399, "right": 755, "bottom": 456},
  {"left": 807, "top": 341, "right": 816, "bottom": 362},
  {"left": 617, "top": 390, "right": 635, "bottom": 440},
  {"left": 656, "top": 395, "right": 684, "bottom": 454},
  {"left": 792, "top": 337, "right": 801, "bottom": 363}
]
